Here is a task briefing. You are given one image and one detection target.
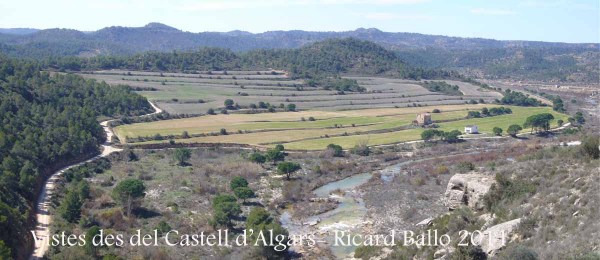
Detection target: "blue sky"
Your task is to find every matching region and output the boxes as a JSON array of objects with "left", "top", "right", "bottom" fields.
[{"left": 1, "top": 0, "right": 598, "bottom": 43}]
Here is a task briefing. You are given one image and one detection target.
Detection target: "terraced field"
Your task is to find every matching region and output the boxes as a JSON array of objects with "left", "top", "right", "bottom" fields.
[
  {"left": 114, "top": 105, "right": 567, "bottom": 150},
  {"left": 79, "top": 70, "right": 502, "bottom": 114}
]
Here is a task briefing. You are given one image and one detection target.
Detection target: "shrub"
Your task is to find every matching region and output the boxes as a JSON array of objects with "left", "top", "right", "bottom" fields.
[
  {"left": 234, "top": 187, "right": 255, "bottom": 202},
  {"left": 496, "top": 245, "right": 538, "bottom": 260},
  {"left": 493, "top": 127, "right": 503, "bottom": 136},
  {"left": 354, "top": 246, "right": 380, "bottom": 260},
  {"left": 207, "top": 108, "right": 216, "bottom": 115},
  {"left": 155, "top": 221, "right": 172, "bottom": 235},
  {"left": 173, "top": 148, "right": 191, "bottom": 165},
  {"left": 580, "top": 135, "right": 599, "bottom": 159},
  {"left": 432, "top": 108, "right": 441, "bottom": 113},
  {"left": 248, "top": 152, "right": 266, "bottom": 164},
  {"left": 326, "top": 144, "right": 344, "bottom": 157},
  {"left": 433, "top": 165, "right": 450, "bottom": 175},
  {"left": 456, "top": 161, "right": 475, "bottom": 172},
  {"left": 350, "top": 142, "right": 370, "bottom": 156},
  {"left": 220, "top": 128, "right": 228, "bottom": 135},
  {"left": 308, "top": 117, "right": 316, "bottom": 121},
  {"left": 230, "top": 176, "right": 249, "bottom": 190}
]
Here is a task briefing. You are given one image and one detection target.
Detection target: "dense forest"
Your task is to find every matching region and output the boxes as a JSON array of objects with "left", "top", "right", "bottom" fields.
[
  {"left": 0, "top": 56, "right": 152, "bottom": 259},
  {"left": 44, "top": 38, "right": 460, "bottom": 82},
  {"left": 1, "top": 23, "right": 597, "bottom": 82}
]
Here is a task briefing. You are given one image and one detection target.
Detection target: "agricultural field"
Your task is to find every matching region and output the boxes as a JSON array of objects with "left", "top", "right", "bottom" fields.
[
  {"left": 114, "top": 104, "right": 567, "bottom": 150},
  {"left": 79, "top": 70, "right": 502, "bottom": 114}
]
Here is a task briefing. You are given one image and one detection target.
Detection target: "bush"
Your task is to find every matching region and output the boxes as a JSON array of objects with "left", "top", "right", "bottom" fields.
[
  {"left": 354, "top": 246, "right": 380, "bottom": 260},
  {"left": 326, "top": 144, "right": 344, "bottom": 157},
  {"left": 350, "top": 142, "right": 370, "bottom": 156},
  {"left": 248, "top": 152, "right": 266, "bottom": 164},
  {"left": 308, "top": 117, "right": 316, "bottom": 121},
  {"left": 456, "top": 161, "right": 475, "bottom": 172},
  {"left": 220, "top": 128, "right": 228, "bottom": 135},
  {"left": 234, "top": 187, "right": 255, "bottom": 202},
  {"left": 432, "top": 108, "right": 441, "bottom": 113},
  {"left": 207, "top": 108, "right": 216, "bottom": 115},
  {"left": 496, "top": 245, "right": 538, "bottom": 260},
  {"left": 580, "top": 135, "right": 599, "bottom": 159},
  {"left": 433, "top": 165, "right": 449, "bottom": 175},
  {"left": 173, "top": 148, "right": 191, "bottom": 165},
  {"left": 493, "top": 127, "right": 503, "bottom": 136},
  {"left": 230, "top": 176, "right": 249, "bottom": 190}
]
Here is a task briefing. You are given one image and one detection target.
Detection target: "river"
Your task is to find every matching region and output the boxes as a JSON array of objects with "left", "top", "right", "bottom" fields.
[{"left": 281, "top": 161, "right": 412, "bottom": 259}]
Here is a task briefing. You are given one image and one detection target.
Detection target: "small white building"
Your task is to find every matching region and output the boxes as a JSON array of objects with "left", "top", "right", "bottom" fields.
[{"left": 465, "top": 125, "right": 479, "bottom": 134}]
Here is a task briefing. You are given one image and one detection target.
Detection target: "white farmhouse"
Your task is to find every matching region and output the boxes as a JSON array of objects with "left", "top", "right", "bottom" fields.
[{"left": 465, "top": 125, "right": 479, "bottom": 134}]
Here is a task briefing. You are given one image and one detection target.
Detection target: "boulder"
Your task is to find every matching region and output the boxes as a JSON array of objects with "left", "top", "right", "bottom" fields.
[
  {"left": 444, "top": 173, "right": 495, "bottom": 210},
  {"left": 474, "top": 218, "right": 521, "bottom": 257}
]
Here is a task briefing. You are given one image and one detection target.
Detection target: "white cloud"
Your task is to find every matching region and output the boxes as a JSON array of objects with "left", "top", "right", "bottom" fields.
[{"left": 470, "top": 8, "right": 516, "bottom": 16}]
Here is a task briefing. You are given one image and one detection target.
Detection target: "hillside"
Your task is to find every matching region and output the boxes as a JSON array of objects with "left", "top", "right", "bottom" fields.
[
  {"left": 0, "top": 23, "right": 598, "bottom": 82},
  {"left": 46, "top": 38, "right": 457, "bottom": 81}
]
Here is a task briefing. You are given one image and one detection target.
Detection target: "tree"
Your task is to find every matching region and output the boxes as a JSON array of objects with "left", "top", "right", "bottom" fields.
[
  {"left": 230, "top": 176, "right": 249, "bottom": 190},
  {"left": 207, "top": 108, "right": 216, "bottom": 115},
  {"left": 234, "top": 187, "right": 255, "bottom": 202},
  {"left": 266, "top": 149, "right": 285, "bottom": 164},
  {"left": 421, "top": 129, "right": 440, "bottom": 141},
  {"left": 326, "top": 144, "right": 344, "bottom": 157},
  {"left": 481, "top": 107, "right": 489, "bottom": 116},
  {"left": 246, "top": 208, "right": 289, "bottom": 258},
  {"left": 59, "top": 190, "right": 83, "bottom": 223},
  {"left": 220, "top": 128, "right": 228, "bottom": 135},
  {"left": 580, "top": 135, "right": 599, "bottom": 159},
  {"left": 507, "top": 125, "right": 523, "bottom": 137},
  {"left": 112, "top": 179, "right": 146, "bottom": 216},
  {"left": 277, "top": 162, "right": 301, "bottom": 180},
  {"left": 523, "top": 113, "right": 554, "bottom": 133},
  {"left": 0, "top": 240, "right": 11, "bottom": 260},
  {"left": 274, "top": 144, "right": 285, "bottom": 152},
  {"left": 211, "top": 194, "right": 241, "bottom": 227},
  {"left": 286, "top": 103, "right": 296, "bottom": 111},
  {"left": 443, "top": 130, "right": 462, "bottom": 143},
  {"left": 574, "top": 111, "right": 585, "bottom": 125},
  {"left": 224, "top": 99, "right": 235, "bottom": 109},
  {"left": 557, "top": 119, "right": 564, "bottom": 127},
  {"left": 173, "top": 148, "right": 191, "bottom": 165},
  {"left": 248, "top": 152, "right": 266, "bottom": 164},
  {"left": 85, "top": 226, "right": 101, "bottom": 256},
  {"left": 493, "top": 127, "right": 503, "bottom": 136}
]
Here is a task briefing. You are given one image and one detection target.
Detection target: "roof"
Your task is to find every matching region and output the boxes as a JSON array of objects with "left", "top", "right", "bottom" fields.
[{"left": 465, "top": 125, "right": 478, "bottom": 128}]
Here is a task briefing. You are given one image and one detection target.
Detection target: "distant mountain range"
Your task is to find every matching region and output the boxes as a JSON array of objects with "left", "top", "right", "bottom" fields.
[{"left": 0, "top": 23, "right": 598, "bottom": 82}]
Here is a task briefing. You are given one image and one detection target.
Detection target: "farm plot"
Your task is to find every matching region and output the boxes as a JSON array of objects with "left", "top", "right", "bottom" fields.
[
  {"left": 116, "top": 104, "right": 567, "bottom": 150},
  {"left": 79, "top": 71, "right": 502, "bottom": 114}
]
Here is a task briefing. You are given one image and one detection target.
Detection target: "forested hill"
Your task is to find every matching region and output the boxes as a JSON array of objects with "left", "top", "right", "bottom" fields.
[
  {"left": 46, "top": 38, "right": 458, "bottom": 81},
  {"left": 1, "top": 23, "right": 597, "bottom": 82},
  {"left": 0, "top": 56, "right": 152, "bottom": 259}
]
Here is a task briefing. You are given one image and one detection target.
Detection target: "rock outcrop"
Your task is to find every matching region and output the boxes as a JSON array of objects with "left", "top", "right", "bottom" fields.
[
  {"left": 444, "top": 173, "right": 495, "bottom": 210},
  {"left": 474, "top": 218, "right": 521, "bottom": 256}
]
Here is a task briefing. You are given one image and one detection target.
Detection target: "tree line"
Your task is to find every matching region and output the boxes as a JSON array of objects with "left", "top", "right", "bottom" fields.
[{"left": 0, "top": 56, "right": 152, "bottom": 258}]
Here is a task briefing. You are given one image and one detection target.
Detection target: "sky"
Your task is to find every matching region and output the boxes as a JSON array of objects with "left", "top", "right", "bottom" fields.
[{"left": 1, "top": 0, "right": 598, "bottom": 43}]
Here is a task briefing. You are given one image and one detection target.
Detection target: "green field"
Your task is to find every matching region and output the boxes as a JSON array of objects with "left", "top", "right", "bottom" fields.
[
  {"left": 115, "top": 104, "right": 567, "bottom": 150},
  {"left": 80, "top": 71, "right": 502, "bottom": 114}
]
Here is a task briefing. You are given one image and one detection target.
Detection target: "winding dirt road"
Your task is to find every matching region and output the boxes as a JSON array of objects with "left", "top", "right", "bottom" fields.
[{"left": 30, "top": 101, "right": 162, "bottom": 259}]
